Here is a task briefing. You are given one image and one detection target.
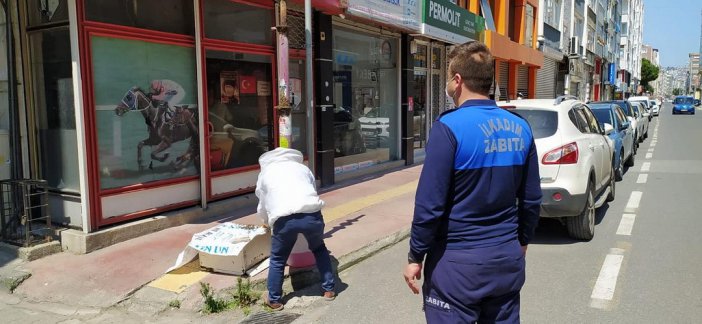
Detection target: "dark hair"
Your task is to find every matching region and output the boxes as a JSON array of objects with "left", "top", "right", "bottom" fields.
[{"left": 447, "top": 41, "right": 494, "bottom": 96}]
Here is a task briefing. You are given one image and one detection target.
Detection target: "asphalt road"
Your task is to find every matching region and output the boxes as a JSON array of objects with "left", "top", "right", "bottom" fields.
[{"left": 294, "top": 102, "right": 702, "bottom": 323}]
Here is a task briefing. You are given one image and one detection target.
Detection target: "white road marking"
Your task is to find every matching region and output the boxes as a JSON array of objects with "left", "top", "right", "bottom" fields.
[
  {"left": 651, "top": 143, "right": 656, "bottom": 148},
  {"left": 641, "top": 162, "right": 651, "bottom": 172},
  {"left": 636, "top": 174, "right": 648, "bottom": 184},
  {"left": 648, "top": 148, "right": 655, "bottom": 152},
  {"left": 590, "top": 249, "right": 625, "bottom": 308},
  {"left": 625, "top": 191, "right": 643, "bottom": 213},
  {"left": 616, "top": 214, "right": 637, "bottom": 236},
  {"left": 645, "top": 153, "right": 653, "bottom": 159}
]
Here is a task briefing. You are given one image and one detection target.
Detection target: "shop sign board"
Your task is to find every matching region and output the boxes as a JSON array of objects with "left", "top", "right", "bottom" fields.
[
  {"left": 421, "top": 0, "right": 484, "bottom": 44},
  {"left": 345, "top": 0, "right": 422, "bottom": 32}
]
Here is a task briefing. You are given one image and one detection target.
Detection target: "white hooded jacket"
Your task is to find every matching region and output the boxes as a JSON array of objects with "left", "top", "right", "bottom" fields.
[{"left": 255, "top": 148, "right": 325, "bottom": 228}]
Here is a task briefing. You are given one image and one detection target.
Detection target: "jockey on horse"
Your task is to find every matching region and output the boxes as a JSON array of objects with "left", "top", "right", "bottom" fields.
[{"left": 148, "top": 79, "right": 185, "bottom": 127}]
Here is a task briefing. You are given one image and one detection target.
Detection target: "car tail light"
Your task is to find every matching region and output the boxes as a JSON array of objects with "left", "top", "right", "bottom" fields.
[
  {"left": 552, "top": 192, "right": 563, "bottom": 201},
  {"left": 542, "top": 142, "right": 578, "bottom": 164}
]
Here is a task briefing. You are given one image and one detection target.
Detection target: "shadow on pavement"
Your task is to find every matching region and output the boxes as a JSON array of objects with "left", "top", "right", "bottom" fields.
[
  {"left": 285, "top": 255, "right": 349, "bottom": 302},
  {"left": 530, "top": 203, "right": 610, "bottom": 245},
  {"left": 324, "top": 214, "right": 365, "bottom": 239}
]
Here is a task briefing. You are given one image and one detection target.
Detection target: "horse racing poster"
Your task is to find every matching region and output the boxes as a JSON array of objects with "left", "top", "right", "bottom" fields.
[{"left": 91, "top": 36, "right": 199, "bottom": 190}]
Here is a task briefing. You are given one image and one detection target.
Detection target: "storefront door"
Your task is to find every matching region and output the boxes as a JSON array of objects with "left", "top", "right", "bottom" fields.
[
  {"left": 331, "top": 25, "right": 400, "bottom": 177},
  {"left": 412, "top": 42, "right": 429, "bottom": 155}
]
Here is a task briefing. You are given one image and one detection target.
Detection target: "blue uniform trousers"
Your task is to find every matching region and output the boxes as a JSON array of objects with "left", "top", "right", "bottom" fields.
[{"left": 422, "top": 240, "right": 525, "bottom": 323}]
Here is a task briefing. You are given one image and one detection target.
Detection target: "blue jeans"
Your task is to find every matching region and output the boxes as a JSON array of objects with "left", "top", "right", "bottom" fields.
[{"left": 267, "top": 211, "right": 335, "bottom": 303}]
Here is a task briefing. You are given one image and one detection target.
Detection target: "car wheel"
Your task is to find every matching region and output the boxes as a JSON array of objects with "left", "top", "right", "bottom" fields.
[
  {"left": 625, "top": 146, "right": 635, "bottom": 167},
  {"left": 606, "top": 167, "right": 616, "bottom": 203},
  {"left": 615, "top": 151, "right": 624, "bottom": 181},
  {"left": 566, "top": 181, "right": 595, "bottom": 240}
]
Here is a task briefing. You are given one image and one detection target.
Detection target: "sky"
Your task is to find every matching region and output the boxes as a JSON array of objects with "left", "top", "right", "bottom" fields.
[{"left": 643, "top": 0, "right": 702, "bottom": 67}]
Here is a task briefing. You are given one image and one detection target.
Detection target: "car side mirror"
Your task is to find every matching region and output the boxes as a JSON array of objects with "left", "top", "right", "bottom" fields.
[
  {"left": 603, "top": 123, "right": 614, "bottom": 135},
  {"left": 620, "top": 122, "right": 630, "bottom": 130}
]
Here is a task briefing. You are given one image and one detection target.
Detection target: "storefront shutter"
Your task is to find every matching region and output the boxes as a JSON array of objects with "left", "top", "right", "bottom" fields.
[
  {"left": 536, "top": 58, "right": 557, "bottom": 99},
  {"left": 517, "top": 65, "right": 529, "bottom": 98},
  {"left": 498, "top": 62, "right": 509, "bottom": 101}
]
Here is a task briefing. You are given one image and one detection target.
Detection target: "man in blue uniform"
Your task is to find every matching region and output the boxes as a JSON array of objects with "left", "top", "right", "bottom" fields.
[{"left": 403, "top": 41, "right": 542, "bottom": 323}]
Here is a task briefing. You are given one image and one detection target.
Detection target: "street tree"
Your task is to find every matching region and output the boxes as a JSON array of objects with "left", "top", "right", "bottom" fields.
[
  {"left": 640, "top": 58, "right": 659, "bottom": 88},
  {"left": 672, "top": 88, "right": 683, "bottom": 96}
]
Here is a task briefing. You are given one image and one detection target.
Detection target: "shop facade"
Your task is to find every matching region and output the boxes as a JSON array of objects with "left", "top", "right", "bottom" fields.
[
  {"left": 2, "top": 0, "right": 320, "bottom": 232},
  {"left": 411, "top": 0, "right": 485, "bottom": 159},
  {"left": 2, "top": 0, "right": 541, "bottom": 236}
]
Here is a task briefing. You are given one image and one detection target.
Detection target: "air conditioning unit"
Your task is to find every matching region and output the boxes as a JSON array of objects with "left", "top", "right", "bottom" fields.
[{"left": 568, "top": 36, "right": 580, "bottom": 56}]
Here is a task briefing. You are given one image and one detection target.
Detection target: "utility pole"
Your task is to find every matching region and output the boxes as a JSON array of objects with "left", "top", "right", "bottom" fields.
[{"left": 274, "top": 0, "right": 292, "bottom": 148}]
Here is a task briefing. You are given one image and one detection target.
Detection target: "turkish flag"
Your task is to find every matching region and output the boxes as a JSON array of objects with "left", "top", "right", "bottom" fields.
[{"left": 239, "top": 76, "right": 257, "bottom": 94}]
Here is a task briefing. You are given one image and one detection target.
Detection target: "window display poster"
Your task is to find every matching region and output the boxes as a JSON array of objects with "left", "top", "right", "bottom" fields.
[
  {"left": 91, "top": 36, "right": 199, "bottom": 190},
  {"left": 257, "top": 81, "right": 271, "bottom": 96},
  {"left": 220, "top": 72, "right": 239, "bottom": 104}
]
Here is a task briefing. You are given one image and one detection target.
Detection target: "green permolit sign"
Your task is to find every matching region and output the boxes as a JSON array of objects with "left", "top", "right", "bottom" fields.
[{"left": 422, "top": 0, "right": 485, "bottom": 44}]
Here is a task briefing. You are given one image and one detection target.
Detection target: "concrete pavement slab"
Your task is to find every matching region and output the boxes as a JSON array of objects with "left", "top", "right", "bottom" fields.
[{"left": 6, "top": 164, "right": 423, "bottom": 320}]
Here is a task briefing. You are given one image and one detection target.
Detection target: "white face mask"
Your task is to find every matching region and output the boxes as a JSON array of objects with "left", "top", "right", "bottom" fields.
[
  {"left": 445, "top": 87, "right": 454, "bottom": 107},
  {"left": 445, "top": 76, "right": 456, "bottom": 107}
]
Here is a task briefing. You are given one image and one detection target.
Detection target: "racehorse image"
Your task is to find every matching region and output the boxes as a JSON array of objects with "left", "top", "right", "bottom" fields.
[{"left": 114, "top": 87, "right": 199, "bottom": 171}]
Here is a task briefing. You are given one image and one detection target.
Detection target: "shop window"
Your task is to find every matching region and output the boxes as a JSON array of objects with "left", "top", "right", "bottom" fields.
[
  {"left": 91, "top": 36, "right": 199, "bottom": 190},
  {"left": 27, "top": 0, "right": 69, "bottom": 27},
  {"left": 332, "top": 27, "right": 399, "bottom": 173},
  {"left": 29, "top": 27, "right": 79, "bottom": 192},
  {"left": 203, "top": 0, "right": 273, "bottom": 45},
  {"left": 85, "top": 0, "right": 195, "bottom": 35},
  {"left": 205, "top": 50, "right": 273, "bottom": 172}
]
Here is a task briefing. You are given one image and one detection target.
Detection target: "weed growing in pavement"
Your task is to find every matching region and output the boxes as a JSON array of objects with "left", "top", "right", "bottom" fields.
[
  {"left": 230, "top": 277, "right": 260, "bottom": 308},
  {"left": 200, "top": 282, "right": 232, "bottom": 314},
  {"left": 199, "top": 279, "right": 261, "bottom": 314},
  {"left": 168, "top": 299, "right": 181, "bottom": 309}
]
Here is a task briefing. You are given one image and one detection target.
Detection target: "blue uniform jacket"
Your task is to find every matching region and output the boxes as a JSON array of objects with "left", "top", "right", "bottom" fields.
[{"left": 409, "top": 99, "right": 542, "bottom": 262}]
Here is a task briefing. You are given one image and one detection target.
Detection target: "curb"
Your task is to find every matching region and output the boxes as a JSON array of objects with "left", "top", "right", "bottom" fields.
[{"left": 249, "top": 227, "right": 411, "bottom": 293}]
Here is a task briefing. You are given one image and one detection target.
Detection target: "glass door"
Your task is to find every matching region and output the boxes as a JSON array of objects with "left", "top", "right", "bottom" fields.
[
  {"left": 429, "top": 44, "right": 446, "bottom": 123},
  {"left": 412, "top": 42, "right": 428, "bottom": 151}
]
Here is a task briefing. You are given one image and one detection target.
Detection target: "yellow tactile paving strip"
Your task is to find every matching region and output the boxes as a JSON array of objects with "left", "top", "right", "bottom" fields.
[
  {"left": 148, "top": 260, "right": 209, "bottom": 293},
  {"left": 148, "top": 180, "right": 418, "bottom": 293},
  {"left": 321, "top": 180, "right": 418, "bottom": 223}
]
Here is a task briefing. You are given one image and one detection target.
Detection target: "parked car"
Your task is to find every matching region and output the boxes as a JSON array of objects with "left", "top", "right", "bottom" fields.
[
  {"left": 589, "top": 103, "right": 635, "bottom": 181},
  {"left": 672, "top": 96, "right": 696, "bottom": 115},
  {"left": 499, "top": 96, "right": 615, "bottom": 240},
  {"left": 630, "top": 102, "right": 649, "bottom": 142},
  {"left": 595, "top": 100, "right": 640, "bottom": 154},
  {"left": 647, "top": 99, "right": 660, "bottom": 116},
  {"left": 628, "top": 96, "right": 653, "bottom": 122},
  {"left": 695, "top": 99, "right": 701, "bottom": 106}
]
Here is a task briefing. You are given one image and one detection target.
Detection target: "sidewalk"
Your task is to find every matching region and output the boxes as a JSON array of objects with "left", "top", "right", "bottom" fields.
[{"left": 0, "top": 165, "right": 421, "bottom": 320}]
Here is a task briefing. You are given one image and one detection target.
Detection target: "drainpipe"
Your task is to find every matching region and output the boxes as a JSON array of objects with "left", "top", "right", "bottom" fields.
[
  {"left": 274, "top": 0, "right": 292, "bottom": 148},
  {"left": 3, "top": 0, "right": 23, "bottom": 180}
]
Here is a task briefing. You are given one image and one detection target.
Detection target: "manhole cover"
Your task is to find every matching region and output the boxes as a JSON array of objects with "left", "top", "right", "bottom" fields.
[{"left": 239, "top": 311, "right": 301, "bottom": 324}]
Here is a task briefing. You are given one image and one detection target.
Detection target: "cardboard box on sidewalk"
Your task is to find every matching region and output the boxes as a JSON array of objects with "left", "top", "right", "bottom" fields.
[
  {"left": 198, "top": 230, "right": 271, "bottom": 275},
  {"left": 169, "top": 223, "right": 272, "bottom": 276}
]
